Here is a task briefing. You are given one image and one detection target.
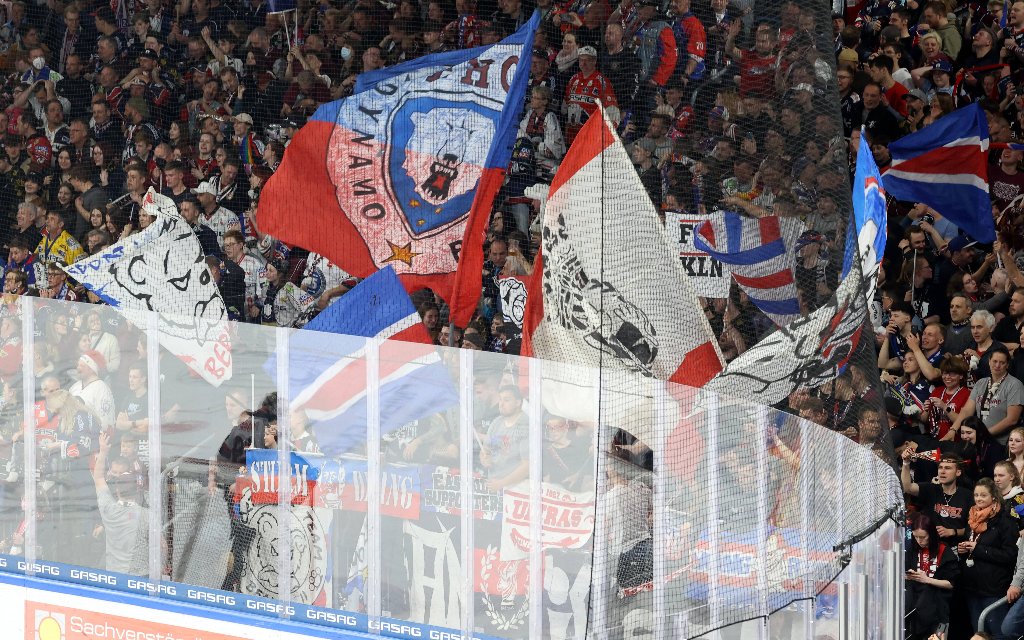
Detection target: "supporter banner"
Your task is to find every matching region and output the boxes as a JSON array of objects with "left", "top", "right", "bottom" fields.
[
  {"left": 421, "top": 465, "right": 502, "bottom": 520},
  {"left": 687, "top": 528, "right": 838, "bottom": 613},
  {"left": 499, "top": 482, "right": 596, "bottom": 560},
  {"left": 524, "top": 106, "right": 724, "bottom": 387},
  {"left": 62, "top": 189, "right": 232, "bottom": 387},
  {"left": 666, "top": 211, "right": 730, "bottom": 299},
  {"left": 258, "top": 14, "right": 539, "bottom": 325},
  {"left": 236, "top": 461, "right": 334, "bottom": 607},
  {"left": 243, "top": 450, "right": 422, "bottom": 519}
]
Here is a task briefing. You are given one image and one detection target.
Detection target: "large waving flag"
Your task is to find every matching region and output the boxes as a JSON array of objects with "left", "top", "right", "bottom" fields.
[
  {"left": 522, "top": 105, "right": 723, "bottom": 386},
  {"left": 63, "top": 188, "right": 232, "bottom": 387},
  {"left": 704, "top": 263, "right": 869, "bottom": 405},
  {"left": 271, "top": 266, "right": 457, "bottom": 457},
  {"left": 843, "top": 130, "right": 888, "bottom": 304},
  {"left": 258, "top": 14, "right": 539, "bottom": 326},
  {"left": 693, "top": 213, "right": 803, "bottom": 327},
  {"left": 881, "top": 103, "right": 995, "bottom": 242}
]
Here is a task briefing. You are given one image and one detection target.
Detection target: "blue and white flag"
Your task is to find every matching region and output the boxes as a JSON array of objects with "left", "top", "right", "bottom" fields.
[
  {"left": 270, "top": 266, "right": 457, "bottom": 456},
  {"left": 881, "top": 103, "right": 994, "bottom": 242},
  {"left": 843, "top": 131, "right": 888, "bottom": 304},
  {"left": 694, "top": 213, "right": 803, "bottom": 327}
]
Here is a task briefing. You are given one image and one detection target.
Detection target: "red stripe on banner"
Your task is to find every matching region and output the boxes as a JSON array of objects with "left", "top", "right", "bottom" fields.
[
  {"left": 390, "top": 323, "right": 434, "bottom": 345},
  {"left": 892, "top": 144, "right": 984, "bottom": 177},
  {"left": 449, "top": 166, "right": 506, "bottom": 326},
  {"left": 758, "top": 216, "right": 781, "bottom": 244},
  {"left": 732, "top": 269, "right": 795, "bottom": 289},
  {"left": 300, "top": 358, "right": 367, "bottom": 413},
  {"left": 520, "top": 251, "right": 544, "bottom": 358},
  {"left": 669, "top": 341, "right": 722, "bottom": 387},
  {"left": 698, "top": 220, "right": 716, "bottom": 249},
  {"left": 549, "top": 112, "right": 617, "bottom": 196}
]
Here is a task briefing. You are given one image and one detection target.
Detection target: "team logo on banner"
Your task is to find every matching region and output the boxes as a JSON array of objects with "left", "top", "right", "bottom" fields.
[{"left": 326, "top": 57, "right": 516, "bottom": 275}]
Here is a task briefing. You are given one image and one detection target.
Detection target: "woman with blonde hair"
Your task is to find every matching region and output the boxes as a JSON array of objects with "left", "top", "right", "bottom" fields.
[
  {"left": 993, "top": 460, "right": 1024, "bottom": 525},
  {"left": 1009, "top": 428, "right": 1024, "bottom": 475}
]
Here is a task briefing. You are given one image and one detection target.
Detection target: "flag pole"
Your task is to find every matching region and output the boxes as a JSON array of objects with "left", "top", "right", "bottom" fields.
[{"left": 910, "top": 249, "right": 917, "bottom": 308}]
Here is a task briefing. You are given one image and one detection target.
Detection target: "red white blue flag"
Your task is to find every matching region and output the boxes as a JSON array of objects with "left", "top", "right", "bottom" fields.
[
  {"left": 693, "top": 213, "right": 803, "bottom": 327},
  {"left": 269, "top": 266, "right": 457, "bottom": 457},
  {"left": 257, "top": 14, "right": 539, "bottom": 326},
  {"left": 881, "top": 103, "right": 995, "bottom": 243}
]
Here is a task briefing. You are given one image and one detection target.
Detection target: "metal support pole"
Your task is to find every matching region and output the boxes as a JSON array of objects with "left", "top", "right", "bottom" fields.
[
  {"left": 459, "top": 350, "right": 476, "bottom": 636},
  {"left": 20, "top": 296, "right": 35, "bottom": 571},
  {"left": 275, "top": 327, "right": 293, "bottom": 615},
  {"left": 365, "top": 337, "right": 382, "bottom": 623},
  {"left": 146, "top": 312, "right": 161, "bottom": 585}
]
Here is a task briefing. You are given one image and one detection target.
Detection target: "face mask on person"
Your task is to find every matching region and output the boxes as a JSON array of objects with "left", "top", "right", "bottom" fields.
[
  {"left": 32, "top": 56, "right": 45, "bottom": 70},
  {"left": 340, "top": 46, "right": 353, "bottom": 61}
]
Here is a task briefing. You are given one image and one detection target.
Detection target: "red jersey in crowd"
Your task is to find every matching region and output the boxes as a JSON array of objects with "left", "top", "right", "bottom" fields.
[
  {"left": 738, "top": 49, "right": 777, "bottom": 98},
  {"left": 884, "top": 82, "right": 910, "bottom": 118},
  {"left": 671, "top": 12, "right": 706, "bottom": 80},
  {"left": 564, "top": 70, "right": 618, "bottom": 144}
]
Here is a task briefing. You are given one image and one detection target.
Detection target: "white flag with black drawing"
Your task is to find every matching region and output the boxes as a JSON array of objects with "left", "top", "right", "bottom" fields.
[{"left": 63, "top": 189, "right": 233, "bottom": 386}]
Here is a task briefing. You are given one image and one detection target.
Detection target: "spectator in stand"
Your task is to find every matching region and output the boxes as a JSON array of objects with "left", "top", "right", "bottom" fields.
[
  {"left": 958, "top": 478, "right": 1017, "bottom": 637},
  {"left": 905, "top": 511, "right": 959, "bottom": 638},
  {"left": 902, "top": 450, "right": 972, "bottom": 545},
  {"left": 563, "top": 45, "right": 617, "bottom": 145},
  {"left": 69, "top": 349, "right": 114, "bottom": 430},
  {"left": 954, "top": 346, "right": 1024, "bottom": 446},
  {"left": 927, "top": 355, "right": 971, "bottom": 442},
  {"left": 967, "top": 310, "right": 1006, "bottom": 382}
]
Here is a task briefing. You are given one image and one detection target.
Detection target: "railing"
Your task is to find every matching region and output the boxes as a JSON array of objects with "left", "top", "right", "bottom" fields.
[{"left": 0, "top": 295, "right": 904, "bottom": 639}]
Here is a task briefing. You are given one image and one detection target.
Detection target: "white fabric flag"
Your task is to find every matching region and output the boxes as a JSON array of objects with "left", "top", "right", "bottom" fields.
[
  {"left": 703, "top": 264, "right": 870, "bottom": 405},
  {"left": 63, "top": 189, "right": 233, "bottom": 386},
  {"left": 526, "top": 106, "right": 723, "bottom": 388}
]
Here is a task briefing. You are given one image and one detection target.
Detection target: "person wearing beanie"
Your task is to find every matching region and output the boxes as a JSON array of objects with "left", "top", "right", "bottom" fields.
[{"left": 70, "top": 349, "right": 115, "bottom": 429}]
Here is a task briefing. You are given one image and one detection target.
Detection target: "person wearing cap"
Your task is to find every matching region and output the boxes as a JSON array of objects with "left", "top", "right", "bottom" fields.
[
  {"left": 935, "top": 235, "right": 984, "bottom": 297},
  {"left": 631, "top": 0, "right": 677, "bottom": 119},
  {"left": 904, "top": 88, "right": 928, "bottom": 132},
  {"left": 563, "top": 45, "right": 617, "bottom": 145},
  {"left": 231, "top": 112, "right": 264, "bottom": 165},
  {"left": 70, "top": 349, "right": 115, "bottom": 429},
  {"left": 279, "top": 115, "right": 304, "bottom": 146},
  {"left": 193, "top": 180, "right": 240, "bottom": 250}
]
